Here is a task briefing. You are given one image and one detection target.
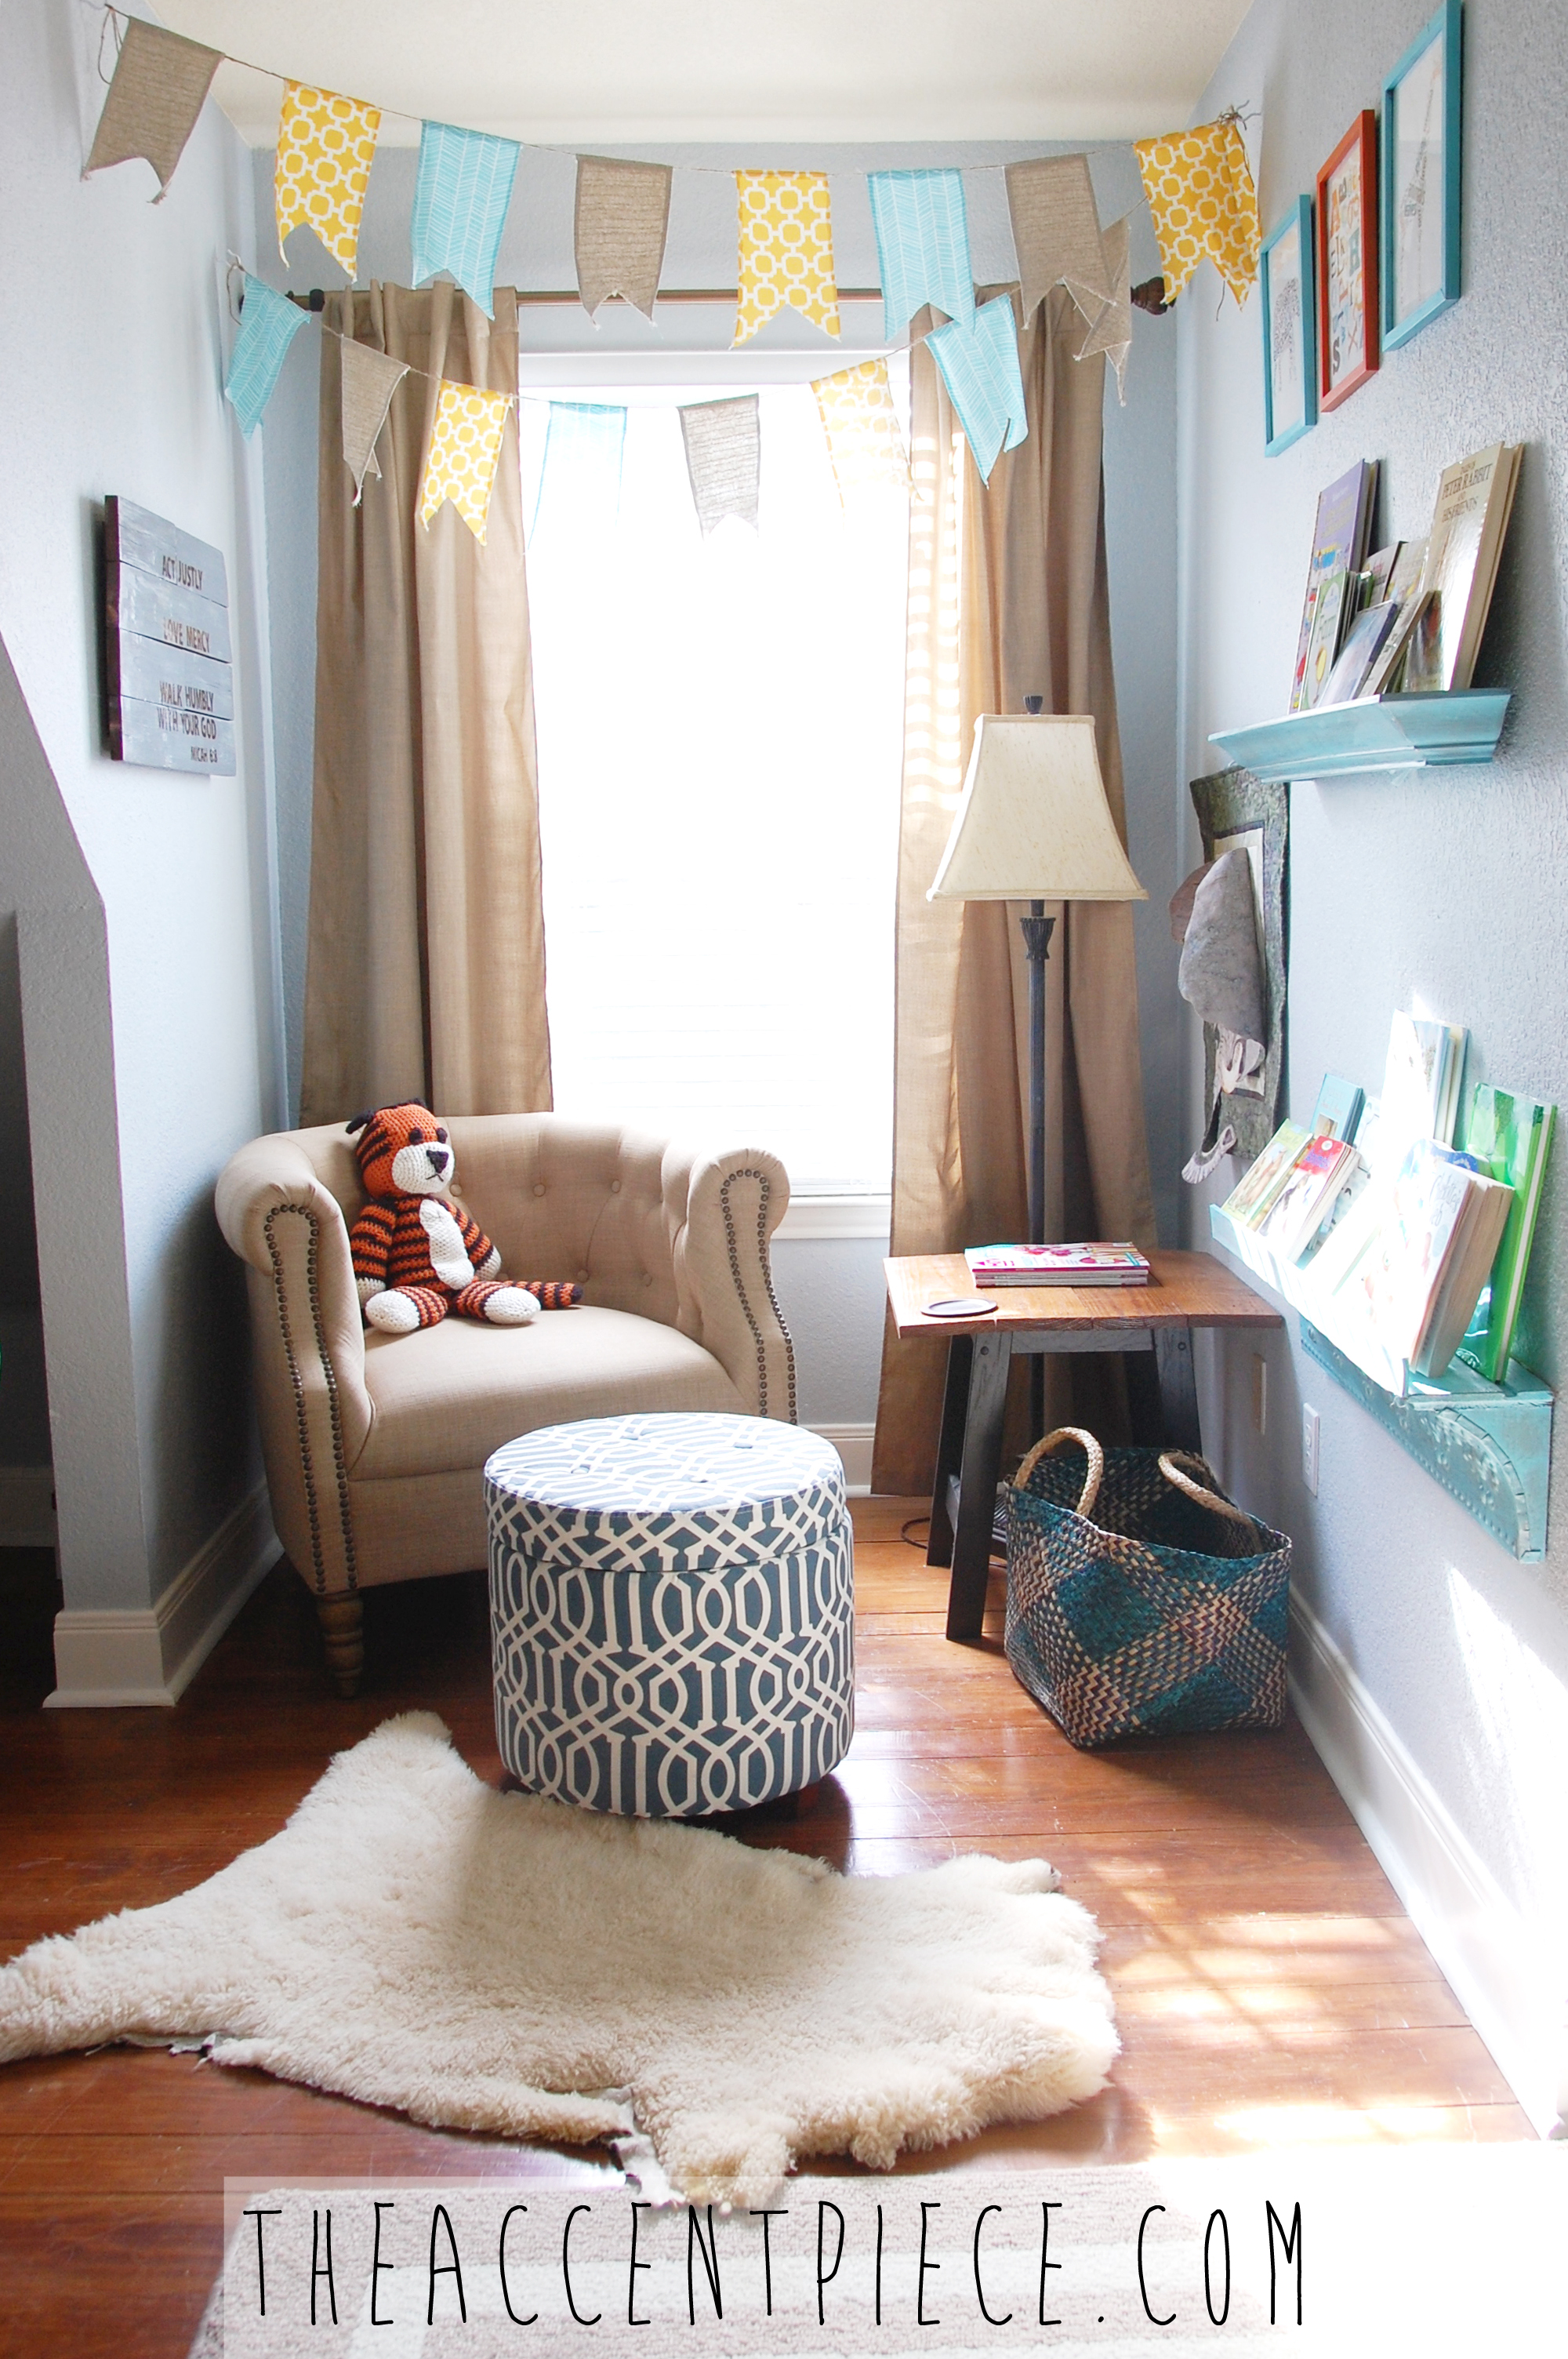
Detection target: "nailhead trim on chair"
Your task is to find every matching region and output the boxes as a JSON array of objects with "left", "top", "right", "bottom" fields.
[
  {"left": 719, "top": 1167, "right": 797, "bottom": 1424},
  {"left": 263, "top": 1203, "right": 358, "bottom": 1597}
]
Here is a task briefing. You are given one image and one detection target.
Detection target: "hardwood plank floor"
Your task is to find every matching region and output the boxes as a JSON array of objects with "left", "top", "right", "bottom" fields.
[{"left": 0, "top": 1502, "right": 1531, "bottom": 2355}]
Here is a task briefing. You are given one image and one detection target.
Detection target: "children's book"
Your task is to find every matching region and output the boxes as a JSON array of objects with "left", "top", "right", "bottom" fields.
[
  {"left": 1258, "top": 1135, "right": 1361, "bottom": 1264},
  {"left": 1218, "top": 1121, "right": 1310, "bottom": 1230},
  {"left": 1312, "top": 1073, "right": 1365, "bottom": 1142},
  {"left": 964, "top": 1241, "right": 1150, "bottom": 1288},
  {"left": 1456, "top": 1087, "right": 1556, "bottom": 1382}
]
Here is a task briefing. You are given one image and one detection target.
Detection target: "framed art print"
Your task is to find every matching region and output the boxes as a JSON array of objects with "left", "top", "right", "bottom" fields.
[
  {"left": 1261, "top": 198, "right": 1318, "bottom": 454},
  {"left": 1382, "top": 0, "right": 1463, "bottom": 349},
  {"left": 1316, "top": 111, "right": 1380, "bottom": 410}
]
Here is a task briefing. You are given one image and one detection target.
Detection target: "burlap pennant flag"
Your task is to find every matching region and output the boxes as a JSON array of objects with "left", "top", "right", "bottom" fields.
[
  {"left": 812, "top": 359, "right": 908, "bottom": 503},
  {"left": 734, "top": 172, "right": 840, "bottom": 346},
  {"left": 1005, "top": 154, "right": 1112, "bottom": 325},
  {"left": 275, "top": 83, "right": 381, "bottom": 278},
  {"left": 866, "top": 169, "right": 975, "bottom": 343},
  {"left": 84, "top": 16, "right": 222, "bottom": 199},
  {"left": 340, "top": 340, "right": 410, "bottom": 503},
  {"left": 927, "top": 295, "right": 1028, "bottom": 484},
  {"left": 531, "top": 402, "right": 628, "bottom": 539},
  {"left": 680, "top": 397, "right": 760, "bottom": 536},
  {"left": 224, "top": 274, "right": 309, "bottom": 439},
  {"left": 575, "top": 156, "right": 671, "bottom": 321},
  {"left": 1134, "top": 114, "right": 1261, "bottom": 304},
  {"left": 1075, "top": 213, "right": 1133, "bottom": 404},
  {"left": 419, "top": 379, "right": 513, "bottom": 541}
]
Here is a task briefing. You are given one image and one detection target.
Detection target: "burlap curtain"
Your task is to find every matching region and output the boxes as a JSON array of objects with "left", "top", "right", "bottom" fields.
[
  {"left": 872, "top": 287, "right": 1156, "bottom": 1494},
  {"left": 300, "top": 283, "right": 552, "bottom": 1123}
]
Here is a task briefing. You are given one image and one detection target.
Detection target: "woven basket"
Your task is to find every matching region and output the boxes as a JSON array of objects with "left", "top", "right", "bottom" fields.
[{"left": 1004, "top": 1427, "right": 1291, "bottom": 1750}]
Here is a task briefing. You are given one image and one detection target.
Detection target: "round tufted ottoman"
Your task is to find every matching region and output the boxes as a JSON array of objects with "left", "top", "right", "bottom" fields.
[{"left": 485, "top": 1412, "right": 854, "bottom": 1817}]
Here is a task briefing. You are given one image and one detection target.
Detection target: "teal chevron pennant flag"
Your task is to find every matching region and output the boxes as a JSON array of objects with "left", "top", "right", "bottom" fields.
[
  {"left": 223, "top": 274, "right": 308, "bottom": 438},
  {"left": 411, "top": 122, "right": 521, "bottom": 317},
  {"left": 866, "top": 169, "right": 975, "bottom": 343},
  {"left": 927, "top": 295, "right": 1029, "bottom": 483},
  {"left": 531, "top": 402, "right": 628, "bottom": 540}
]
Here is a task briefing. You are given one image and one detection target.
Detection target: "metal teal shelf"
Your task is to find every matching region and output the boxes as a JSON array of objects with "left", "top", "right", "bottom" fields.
[
  {"left": 1210, "top": 1205, "right": 1552, "bottom": 1561},
  {"left": 1209, "top": 689, "right": 1511, "bottom": 782}
]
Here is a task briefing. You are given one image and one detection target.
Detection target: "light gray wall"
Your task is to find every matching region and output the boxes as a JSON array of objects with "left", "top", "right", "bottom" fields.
[
  {"left": 0, "top": 0, "right": 284, "bottom": 1605},
  {"left": 255, "top": 134, "right": 1181, "bottom": 1438},
  {"left": 1181, "top": 0, "right": 1568, "bottom": 2113}
]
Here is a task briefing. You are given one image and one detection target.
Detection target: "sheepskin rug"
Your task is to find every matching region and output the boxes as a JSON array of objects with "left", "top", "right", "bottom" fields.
[{"left": 0, "top": 1714, "right": 1116, "bottom": 2204}]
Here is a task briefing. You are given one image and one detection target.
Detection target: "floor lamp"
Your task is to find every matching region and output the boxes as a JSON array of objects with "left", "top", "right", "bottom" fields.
[{"left": 927, "top": 711, "right": 1147, "bottom": 1250}]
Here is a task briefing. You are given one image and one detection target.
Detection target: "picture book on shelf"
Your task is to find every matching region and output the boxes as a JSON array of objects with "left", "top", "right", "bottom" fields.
[
  {"left": 1312, "top": 1072, "right": 1365, "bottom": 1141},
  {"left": 1456, "top": 1085, "right": 1556, "bottom": 1382},
  {"left": 964, "top": 1241, "right": 1151, "bottom": 1288},
  {"left": 1325, "top": 1138, "right": 1512, "bottom": 1377},
  {"left": 1258, "top": 1135, "right": 1363, "bottom": 1264},
  {"left": 1289, "top": 461, "right": 1377, "bottom": 711},
  {"left": 1416, "top": 442, "right": 1523, "bottom": 692},
  {"left": 1377, "top": 1012, "right": 1466, "bottom": 1172},
  {"left": 1218, "top": 1121, "right": 1310, "bottom": 1229}
]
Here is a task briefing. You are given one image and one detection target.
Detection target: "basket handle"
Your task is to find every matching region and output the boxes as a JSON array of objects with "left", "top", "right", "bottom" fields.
[
  {"left": 1014, "top": 1427, "right": 1104, "bottom": 1520},
  {"left": 1158, "top": 1451, "right": 1262, "bottom": 1547}
]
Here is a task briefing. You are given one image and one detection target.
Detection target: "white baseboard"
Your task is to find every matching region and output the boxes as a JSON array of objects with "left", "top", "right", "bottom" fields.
[
  {"left": 1290, "top": 1592, "right": 1565, "bottom": 2139},
  {"left": 0, "top": 1466, "right": 56, "bottom": 1548},
  {"left": 45, "top": 1485, "right": 281, "bottom": 1710},
  {"left": 808, "top": 1421, "right": 876, "bottom": 1496}
]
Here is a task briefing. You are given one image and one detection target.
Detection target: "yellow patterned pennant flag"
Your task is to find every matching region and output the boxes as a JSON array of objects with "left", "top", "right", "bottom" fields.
[
  {"left": 812, "top": 359, "right": 908, "bottom": 503},
  {"left": 276, "top": 83, "right": 381, "bottom": 278},
  {"left": 1133, "top": 115, "right": 1260, "bottom": 305},
  {"left": 735, "top": 172, "right": 840, "bottom": 346},
  {"left": 419, "top": 380, "right": 512, "bottom": 542}
]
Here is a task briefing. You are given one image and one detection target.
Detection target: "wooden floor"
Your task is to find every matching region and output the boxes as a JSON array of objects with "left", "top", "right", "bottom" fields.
[{"left": 0, "top": 1503, "right": 1530, "bottom": 2355}]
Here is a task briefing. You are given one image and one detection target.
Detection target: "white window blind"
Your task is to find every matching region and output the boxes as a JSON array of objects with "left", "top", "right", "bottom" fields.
[{"left": 520, "top": 368, "right": 909, "bottom": 1196}]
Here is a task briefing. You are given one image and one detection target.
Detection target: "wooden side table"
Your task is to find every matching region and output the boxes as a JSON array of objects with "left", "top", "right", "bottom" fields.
[{"left": 884, "top": 1250, "right": 1284, "bottom": 1643}]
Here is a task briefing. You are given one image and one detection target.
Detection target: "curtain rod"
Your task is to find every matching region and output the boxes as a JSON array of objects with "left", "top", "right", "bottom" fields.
[{"left": 285, "top": 281, "right": 1171, "bottom": 314}]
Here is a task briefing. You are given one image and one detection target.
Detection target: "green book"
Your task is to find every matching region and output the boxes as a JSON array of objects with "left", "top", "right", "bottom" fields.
[{"left": 1456, "top": 1086, "right": 1555, "bottom": 1383}]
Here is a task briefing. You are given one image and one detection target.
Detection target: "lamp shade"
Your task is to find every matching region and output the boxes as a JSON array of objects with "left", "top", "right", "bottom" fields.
[{"left": 927, "top": 714, "right": 1148, "bottom": 903}]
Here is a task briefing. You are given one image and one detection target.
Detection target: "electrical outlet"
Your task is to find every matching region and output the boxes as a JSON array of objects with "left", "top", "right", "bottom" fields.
[
  {"left": 1302, "top": 1403, "right": 1321, "bottom": 1496},
  {"left": 1251, "top": 1353, "right": 1268, "bottom": 1435}
]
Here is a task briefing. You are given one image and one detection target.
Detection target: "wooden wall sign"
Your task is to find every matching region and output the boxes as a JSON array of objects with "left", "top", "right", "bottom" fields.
[{"left": 103, "top": 496, "right": 236, "bottom": 776}]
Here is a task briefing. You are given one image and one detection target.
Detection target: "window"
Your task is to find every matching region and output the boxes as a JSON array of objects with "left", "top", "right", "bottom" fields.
[{"left": 519, "top": 366, "right": 909, "bottom": 1195}]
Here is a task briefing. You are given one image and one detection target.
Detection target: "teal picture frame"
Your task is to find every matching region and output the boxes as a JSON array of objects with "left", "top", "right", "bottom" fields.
[
  {"left": 1381, "top": 0, "right": 1463, "bottom": 351},
  {"left": 1261, "top": 197, "right": 1318, "bottom": 455}
]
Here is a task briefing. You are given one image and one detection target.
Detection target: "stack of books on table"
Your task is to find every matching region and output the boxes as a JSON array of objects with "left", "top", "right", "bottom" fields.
[
  {"left": 1288, "top": 442, "right": 1522, "bottom": 711},
  {"left": 964, "top": 1241, "right": 1151, "bottom": 1288},
  {"left": 1215, "top": 1013, "right": 1554, "bottom": 1387}
]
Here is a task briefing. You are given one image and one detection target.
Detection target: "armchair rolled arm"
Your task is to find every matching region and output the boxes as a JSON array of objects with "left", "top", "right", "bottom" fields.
[
  {"left": 215, "top": 1137, "right": 372, "bottom": 1594},
  {"left": 666, "top": 1144, "right": 796, "bottom": 1422}
]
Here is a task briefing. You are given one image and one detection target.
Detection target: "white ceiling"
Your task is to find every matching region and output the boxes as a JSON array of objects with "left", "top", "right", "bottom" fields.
[{"left": 156, "top": 0, "right": 1253, "bottom": 148}]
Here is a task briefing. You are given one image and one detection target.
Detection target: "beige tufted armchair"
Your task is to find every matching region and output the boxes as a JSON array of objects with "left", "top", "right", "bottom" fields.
[{"left": 216, "top": 1117, "right": 794, "bottom": 1696}]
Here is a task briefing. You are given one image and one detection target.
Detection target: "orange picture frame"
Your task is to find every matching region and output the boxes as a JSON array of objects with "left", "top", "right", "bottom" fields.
[{"left": 1316, "top": 110, "right": 1381, "bottom": 410}]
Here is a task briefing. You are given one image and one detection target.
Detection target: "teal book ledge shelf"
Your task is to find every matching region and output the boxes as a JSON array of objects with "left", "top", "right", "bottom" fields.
[
  {"left": 1210, "top": 1205, "right": 1553, "bottom": 1561},
  {"left": 1209, "top": 689, "right": 1510, "bottom": 782}
]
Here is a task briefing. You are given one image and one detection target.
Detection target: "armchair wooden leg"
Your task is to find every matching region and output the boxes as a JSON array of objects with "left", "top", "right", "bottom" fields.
[{"left": 317, "top": 1592, "right": 364, "bottom": 1697}]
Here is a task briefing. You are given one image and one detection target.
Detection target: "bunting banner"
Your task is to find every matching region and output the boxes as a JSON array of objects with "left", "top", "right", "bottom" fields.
[
  {"left": 927, "top": 295, "right": 1028, "bottom": 485},
  {"left": 866, "top": 169, "right": 975, "bottom": 344},
  {"left": 531, "top": 401, "right": 628, "bottom": 540},
  {"left": 84, "top": 16, "right": 222, "bottom": 199},
  {"left": 1134, "top": 115, "right": 1261, "bottom": 304},
  {"left": 811, "top": 359, "right": 908, "bottom": 503},
  {"left": 574, "top": 156, "right": 672, "bottom": 322},
  {"left": 1005, "top": 154, "right": 1111, "bottom": 327},
  {"left": 339, "top": 339, "right": 410, "bottom": 502},
  {"left": 1074, "top": 213, "right": 1133, "bottom": 405},
  {"left": 224, "top": 274, "right": 308, "bottom": 438},
  {"left": 680, "top": 397, "right": 760, "bottom": 536},
  {"left": 734, "top": 172, "right": 840, "bottom": 347},
  {"left": 274, "top": 83, "right": 381, "bottom": 278},
  {"left": 419, "top": 378, "right": 512, "bottom": 541},
  {"left": 410, "top": 122, "right": 522, "bottom": 317}
]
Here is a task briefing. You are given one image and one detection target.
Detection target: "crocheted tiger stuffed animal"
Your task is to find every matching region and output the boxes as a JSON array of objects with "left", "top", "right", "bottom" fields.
[{"left": 346, "top": 1103, "right": 581, "bottom": 1336}]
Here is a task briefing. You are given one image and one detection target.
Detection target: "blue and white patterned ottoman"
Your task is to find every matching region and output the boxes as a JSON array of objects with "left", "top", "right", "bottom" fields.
[{"left": 485, "top": 1412, "right": 854, "bottom": 1817}]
